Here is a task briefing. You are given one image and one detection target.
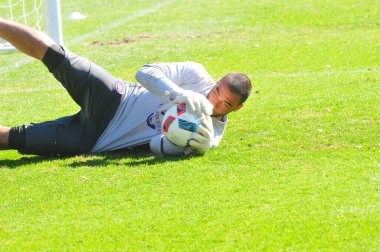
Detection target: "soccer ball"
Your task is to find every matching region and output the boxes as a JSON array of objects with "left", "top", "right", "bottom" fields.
[{"left": 162, "top": 103, "right": 201, "bottom": 147}]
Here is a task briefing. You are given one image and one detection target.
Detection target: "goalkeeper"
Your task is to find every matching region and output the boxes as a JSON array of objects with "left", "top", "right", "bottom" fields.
[{"left": 0, "top": 19, "right": 252, "bottom": 156}]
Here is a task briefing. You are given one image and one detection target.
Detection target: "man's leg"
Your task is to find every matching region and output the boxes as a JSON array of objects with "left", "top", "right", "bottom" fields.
[
  {"left": 0, "top": 126, "right": 10, "bottom": 150},
  {"left": 0, "top": 18, "right": 54, "bottom": 60},
  {"left": 0, "top": 19, "right": 122, "bottom": 156},
  {"left": 0, "top": 19, "right": 53, "bottom": 151}
]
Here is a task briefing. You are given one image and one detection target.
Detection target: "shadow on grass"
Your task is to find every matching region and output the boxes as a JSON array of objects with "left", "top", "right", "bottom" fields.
[{"left": 0, "top": 145, "right": 193, "bottom": 169}]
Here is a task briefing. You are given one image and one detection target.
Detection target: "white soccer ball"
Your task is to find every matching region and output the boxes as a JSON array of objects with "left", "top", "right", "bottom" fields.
[{"left": 162, "top": 103, "right": 201, "bottom": 147}]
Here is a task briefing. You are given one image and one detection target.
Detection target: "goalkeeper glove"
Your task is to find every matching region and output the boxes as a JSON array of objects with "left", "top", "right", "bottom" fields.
[
  {"left": 169, "top": 90, "right": 213, "bottom": 117},
  {"left": 188, "top": 115, "right": 214, "bottom": 153}
]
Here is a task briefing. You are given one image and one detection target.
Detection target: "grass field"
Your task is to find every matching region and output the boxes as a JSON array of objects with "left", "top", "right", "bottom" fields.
[{"left": 0, "top": 0, "right": 379, "bottom": 250}]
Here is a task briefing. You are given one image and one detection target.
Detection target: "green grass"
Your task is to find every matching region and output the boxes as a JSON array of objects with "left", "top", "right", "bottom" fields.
[{"left": 1, "top": 0, "right": 379, "bottom": 250}]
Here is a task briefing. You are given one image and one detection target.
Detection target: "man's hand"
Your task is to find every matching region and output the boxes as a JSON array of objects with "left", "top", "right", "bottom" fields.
[
  {"left": 171, "top": 90, "right": 213, "bottom": 117},
  {"left": 188, "top": 115, "right": 214, "bottom": 153}
]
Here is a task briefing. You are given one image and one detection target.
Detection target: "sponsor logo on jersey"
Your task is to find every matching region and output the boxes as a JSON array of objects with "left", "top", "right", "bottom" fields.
[
  {"left": 146, "top": 104, "right": 166, "bottom": 133},
  {"left": 146, "top": 110, "right": 164, "bottom": 131},
  {"left": 115, "top": 79, "right": 125, "bottom": 94},
  {"left": 146, "top": 112, "right": 156, "bottom": 130}
]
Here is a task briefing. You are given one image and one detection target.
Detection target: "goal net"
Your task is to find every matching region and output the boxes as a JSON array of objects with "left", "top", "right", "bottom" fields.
[{"left": 0, "top": 0, "right": 63, "bottom": 51}]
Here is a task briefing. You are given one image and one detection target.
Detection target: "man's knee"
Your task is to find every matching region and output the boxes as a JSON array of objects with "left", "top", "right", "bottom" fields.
[{"left": 0, "top": 126, "right": 11, "bottom": 150}]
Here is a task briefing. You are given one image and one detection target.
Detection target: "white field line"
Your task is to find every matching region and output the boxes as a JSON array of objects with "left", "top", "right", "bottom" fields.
[
  {"left": 0, "top": 67, "right": 378, "bottom": 95},
  {"left": 0, "top": 57, "right": 34, "bottom": 75},
  {"left": 70, "top": 0, "right": 175, "bottom": 44},
  {"left": 0, "top": 0, "right": 377, "bottom": 88},
  {"left": 256, "top": 68, "right": 378, "bottom": 78},
  {"left": 0, "top": 0, "right": 175, "bottom": 75}
]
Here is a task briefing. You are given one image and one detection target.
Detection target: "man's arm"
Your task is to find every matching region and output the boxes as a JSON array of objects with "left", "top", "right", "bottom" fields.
[
  {"left": 135, "top": 62, "right": 213, "bottom": 117},
  {"left": 135, "top": 62, "right": 184, "bottom": 98},
  {"left": 0, "top": 18, "right": 54, "bottom": 60}
]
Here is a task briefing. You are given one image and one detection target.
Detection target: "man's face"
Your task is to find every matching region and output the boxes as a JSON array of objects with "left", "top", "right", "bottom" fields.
[{"left": 207, "top": 80, "right": 243, "bottom": 118}]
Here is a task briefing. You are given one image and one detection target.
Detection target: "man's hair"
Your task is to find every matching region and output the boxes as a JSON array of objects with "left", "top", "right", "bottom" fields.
[{"left": 221, "top": 72, "right": 252, "bottom": 104}]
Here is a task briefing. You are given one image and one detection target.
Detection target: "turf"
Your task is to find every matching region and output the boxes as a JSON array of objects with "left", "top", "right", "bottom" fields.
[{"left": 0, "top": 0, "right": 379, "bottom": 250}]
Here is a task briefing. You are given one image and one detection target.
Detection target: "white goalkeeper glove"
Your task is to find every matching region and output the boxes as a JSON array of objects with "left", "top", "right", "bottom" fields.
[
  {"left": 169, "top": 90, "right": 213, "bottom": 117},
  {"left": 188, "top": 115, "right": 214, "bottom": 153}
]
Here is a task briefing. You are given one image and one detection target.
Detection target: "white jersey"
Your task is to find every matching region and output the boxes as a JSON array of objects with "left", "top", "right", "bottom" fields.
[{"left": 91, "top": 62, "right": 227, "bottom": 155}]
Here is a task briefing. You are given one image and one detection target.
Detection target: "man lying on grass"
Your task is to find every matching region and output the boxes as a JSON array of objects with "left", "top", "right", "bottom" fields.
[{"left": 0, "top": 18, "right": 251, "bottom": 156}]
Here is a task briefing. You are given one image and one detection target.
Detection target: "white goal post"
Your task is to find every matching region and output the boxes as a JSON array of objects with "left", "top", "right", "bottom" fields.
[
  {"left": 45, "top": 0, "right": 63, "bottom": 45},
  {"left": 0, "top": 0, "right": 63, "bottom": 51}
]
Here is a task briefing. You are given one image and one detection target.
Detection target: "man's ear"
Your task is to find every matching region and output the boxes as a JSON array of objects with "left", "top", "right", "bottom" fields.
[{"left": 233, "top": 103, "right": 244, "bottom": 112}]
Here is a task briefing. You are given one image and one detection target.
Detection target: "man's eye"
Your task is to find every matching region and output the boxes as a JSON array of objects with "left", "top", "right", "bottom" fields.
[
  {"left": 223, "top": 102, "right": 230, "bottom": 108},
  {"left": 216, "top": 87, "right": 220, "bottom": 96}
]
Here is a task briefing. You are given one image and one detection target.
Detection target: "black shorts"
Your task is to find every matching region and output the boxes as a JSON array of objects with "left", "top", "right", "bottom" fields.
[{"left": 8, "top": 45, "right": 124, "bottom": 156}]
